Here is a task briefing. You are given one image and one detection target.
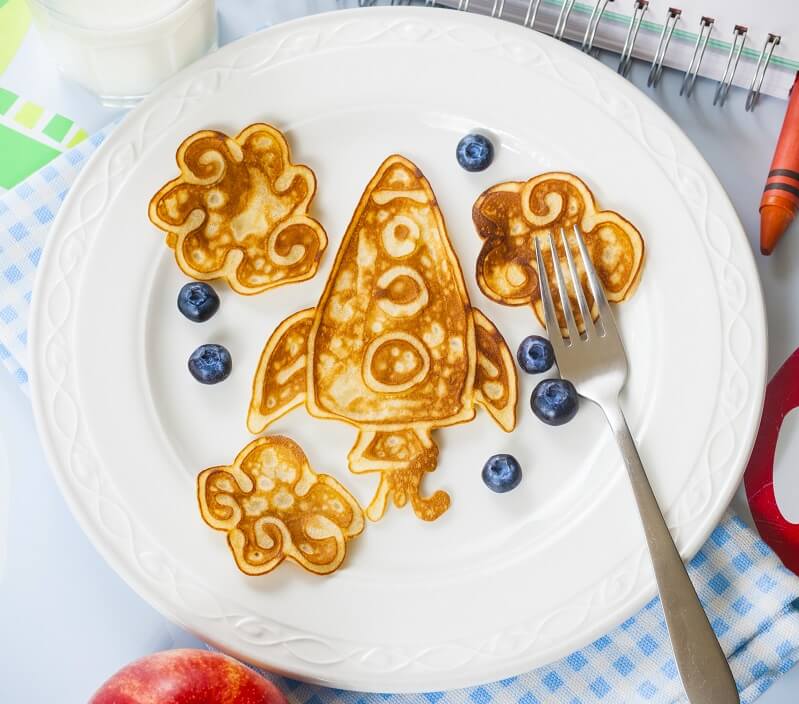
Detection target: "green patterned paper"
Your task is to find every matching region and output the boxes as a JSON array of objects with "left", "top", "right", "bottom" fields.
[
  {"left": 0, "top": 0, "right": 30, "bottom": 75},
  {"left": 0, "top": 124, "right": 59, "bottom": 188},
  {"left": 0, "top": 90, "right": 88, "bottom": 189},
  {"left": 0, "top": 0, "right": 88, "bottom": 191}
]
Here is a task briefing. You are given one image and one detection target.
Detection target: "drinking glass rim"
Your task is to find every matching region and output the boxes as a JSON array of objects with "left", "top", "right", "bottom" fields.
[{"left": 26, "top": 0, "right": 210, "bottom": 33}]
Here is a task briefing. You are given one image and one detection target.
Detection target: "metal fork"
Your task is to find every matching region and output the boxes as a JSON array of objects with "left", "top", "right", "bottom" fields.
[{"left": 535, "top": 226, "right": 739, "bottom": 704}]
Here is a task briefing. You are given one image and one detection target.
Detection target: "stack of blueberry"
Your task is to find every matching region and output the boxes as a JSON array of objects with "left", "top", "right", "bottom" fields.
[
  {"left": 178, "top": 282, "right": 232, "bottom": 385},
  {"left": 456, "top": 131, "right": 580, "bottom": 495},
  {"left": 481, "top": 336, "right": 579, "bottom": 494},
  {"left": 518, "top": 335, "right": 578, "bottom": 426}
]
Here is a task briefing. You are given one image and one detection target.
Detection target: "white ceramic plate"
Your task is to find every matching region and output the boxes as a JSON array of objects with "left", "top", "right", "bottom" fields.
[{"left": 29, "top": 7, "right": 766, "bottom": 693}]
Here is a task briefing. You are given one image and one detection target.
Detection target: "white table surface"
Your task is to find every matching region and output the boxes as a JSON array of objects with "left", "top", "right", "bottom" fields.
[{"left": 2, "top": 2, "right": 799, "bottom": 701}]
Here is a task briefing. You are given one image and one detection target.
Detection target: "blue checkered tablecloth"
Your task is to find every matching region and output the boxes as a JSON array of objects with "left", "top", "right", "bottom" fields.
[
  {"left": 2, "top": 123, "right": 799, "bottom": 704},
  {"left": 0, "top": 127, "right": 109, "bottom": 392},
  {"left": 261, "top": 514, "right": 799, "bottom": 703}
]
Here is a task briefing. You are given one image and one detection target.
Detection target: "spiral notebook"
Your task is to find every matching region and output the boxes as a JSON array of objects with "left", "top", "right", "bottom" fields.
[{"left": 422, "top": 0, "right": 799, "bottom": 110}]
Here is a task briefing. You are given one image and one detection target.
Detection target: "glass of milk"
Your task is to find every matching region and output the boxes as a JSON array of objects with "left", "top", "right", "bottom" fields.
[{"left": 27, "top": 0, "right": 218, "bottom": 107}]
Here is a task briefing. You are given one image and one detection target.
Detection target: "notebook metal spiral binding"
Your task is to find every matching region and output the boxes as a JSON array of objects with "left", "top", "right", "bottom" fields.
[
  {"left": 616, "top": 0, "right": 647, "bottom": 78},
  {"left": 523, "top": 0, "right": 542, "bottom": 29},
  {"left": 370, "top": 0, "right": 784, "bottom": 111},
  {"left": 553, "top": 0, "right": 576, "bottom": 40},
  {"left": 581, "top": 0, "right": 612, "bottom": 54},
  {"left": 679, "top": 16, "right": 714, "bottom": 98},
  {"left": 747, "top": 34, "right": 781, "bottom": 112},
  {"left": 646, "top": 7, "right": 680, "bottom": 88},
  {"left": 714, "top": 25, "right": 747, "bottom": 107}
]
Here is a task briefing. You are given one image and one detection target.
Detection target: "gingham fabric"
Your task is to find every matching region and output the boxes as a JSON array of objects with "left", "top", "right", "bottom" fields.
[
  {"left": 249, "top": 514, "right": 799, "bottom": 703},
  {"left": 0, "top": 126, "right": 110, "bottom": 393},
  {"left": 3, "top": 134, "right": 799, "bottom": 703},
  {"left": 256, "top": 514, "right": 799, "bottom": 704}
]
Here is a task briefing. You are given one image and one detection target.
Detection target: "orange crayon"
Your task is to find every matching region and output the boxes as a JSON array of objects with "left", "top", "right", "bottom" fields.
[{"left": 761, "top": 72, "right": 799, "bottom": 255}]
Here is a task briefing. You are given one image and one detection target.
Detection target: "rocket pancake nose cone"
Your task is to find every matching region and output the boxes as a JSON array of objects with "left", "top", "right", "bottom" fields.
[{"left": 311, "top": 154, "right": 475, "bottom": 425}]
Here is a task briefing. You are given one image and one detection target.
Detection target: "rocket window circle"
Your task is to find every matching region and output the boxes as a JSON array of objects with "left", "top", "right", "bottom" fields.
[
  {"left": 381, "top": 215, "right": 420, "bottom": 258},
  {"left": 363, "top": 332, "right": 431, "bottom": 393}
]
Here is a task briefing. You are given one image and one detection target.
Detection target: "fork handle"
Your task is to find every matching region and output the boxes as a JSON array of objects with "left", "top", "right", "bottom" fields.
[{"left": 602, "top": 400, "right": 740, "bottom": 704}]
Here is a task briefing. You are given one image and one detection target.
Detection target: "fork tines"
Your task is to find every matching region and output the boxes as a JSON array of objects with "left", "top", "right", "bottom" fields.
[{"left": 534, "top": 225, "right": 616, "bottom": 343}]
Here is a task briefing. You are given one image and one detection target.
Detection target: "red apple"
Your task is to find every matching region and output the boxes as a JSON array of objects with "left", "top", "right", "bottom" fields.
[{"left": 89, "top": 648, "right": 288, "bottom": 704}]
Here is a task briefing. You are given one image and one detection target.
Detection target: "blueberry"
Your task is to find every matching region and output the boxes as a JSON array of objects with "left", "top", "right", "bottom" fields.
[
  {"left": 531, "top": 378, "right": 579, "bottom": 426},
  {"left": 178, "top": 282, "right": 219, "bottom": 322},
  {"left": 188, "top": 343, "right": 232, "bottom": 384},
  {"left": 456, "top": 133, "right": 494, "bottom": 172},
  {"left": 482, "top": 453, "right": 522, "bottom": 493},
  {"left": 517, "top": 335, "right": 555, "bottom": 374}
]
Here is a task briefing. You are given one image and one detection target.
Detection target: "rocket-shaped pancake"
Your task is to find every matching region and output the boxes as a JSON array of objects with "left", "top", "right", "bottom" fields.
[{"left": 249, "top": 155, "right": 517, "bottom": 521}]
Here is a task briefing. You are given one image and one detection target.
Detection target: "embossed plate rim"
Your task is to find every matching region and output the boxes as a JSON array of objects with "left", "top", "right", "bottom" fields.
[{"left": 28, "top": 6, "right": 767, "bottom": 692}]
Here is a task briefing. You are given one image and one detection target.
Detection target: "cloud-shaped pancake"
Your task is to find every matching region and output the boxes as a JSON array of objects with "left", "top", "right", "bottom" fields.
[
  {"left": 198, "top": 436, "right": 364, "bottom": 576},
  {"left": 149, "top": 123, "right": 327, "bottom": 294},
  {"left": 474, "top": 172, "right": 644, "bottom": 333}
]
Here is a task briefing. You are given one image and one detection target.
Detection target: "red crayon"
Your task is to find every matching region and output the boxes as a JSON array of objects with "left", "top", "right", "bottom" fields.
[{"left": 761, "top": 71, "right": 799, "bottom": 255}]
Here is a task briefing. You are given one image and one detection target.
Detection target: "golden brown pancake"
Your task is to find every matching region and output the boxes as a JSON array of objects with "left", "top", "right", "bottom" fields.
[
  {"left": 248, "top": 155, "right": 517, "bottom": 522},
  {"left": 197, "top": 436, "right": 364, "bottom": 576},
  {"left": 149, "top": 123, "right": 327, "bottom": 294},
  {"left": 473, "top": 172, "right": 644, "bottom": 333}
]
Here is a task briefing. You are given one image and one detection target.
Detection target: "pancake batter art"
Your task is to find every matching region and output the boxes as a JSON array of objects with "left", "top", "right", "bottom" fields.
[
  {"left": 198, "top": 436, "right": 364, "bottom": 576},
  {"left": 473, "top": 172, "right": 644, "bottom": 333},
  {"left": 249, "top": 155, "right": 517, "bottom": 522},
  {"left": 149, "top": 123, "right": 327, "bottom": 294}
]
